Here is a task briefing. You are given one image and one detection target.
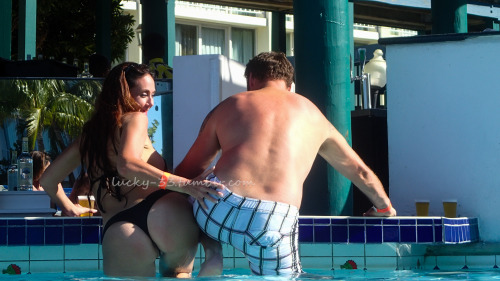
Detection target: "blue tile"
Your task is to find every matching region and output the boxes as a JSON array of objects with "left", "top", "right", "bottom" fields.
[
  {"left": 365, "top": 219, "right": 382, "bottom": 225},
  {"left": 400, "top": 226, "right": 416, "bottom": 243},
  {"left": 27, "top": 219, "right": 45, "bottom": 226},
  {"left": 332, "top": 225, "right": 348, "bottom": 243},
  {"left": 366, "top": 225, "right": 382, "bottom": 243},
  {"left": 27, "top": 227, "right": 45, "bottom": 245},
  {"left": 46, "top": 219, "right": 63, "bottom": 225},
  {"left": 349, "top": 225, "right": 365, "bottom": 243},
  {"left": 82, "top": 226, "right": 101, "bottom": 244},
  {"left": 417, "top": 219, "right": 433, "bottom": 225},
  {"left": 399, "top": 219, "right": 416, "bottom": 225},
  {"left": 64, "top": 226, "right": 82, "bottom": 244},
  {"left": 0, "top": 227, "right": 6, "bottom": 245},
  {"left": 299, "top": 218, "right": 313, "bottom": 225},
  {"left": 8, "top": 227, "right": 26, "bottom": 245},
  {"left": 313, "top": 218, "right": 330, "bottom": 225},
  {"left": 0, "top": 220, "right": 7, "bottom": 226},
  {"left": 45, "top": 227, "right": 63, "bottom": 245},
  {"left": 434, "top": 225, "right": 443, "bottom": 242},
  {"left": 81, "top": 217, "right": 102, "bottom": 225},
  {"left": 64, "top": 218, "right": 82, "bottom": 225},
  {"left": 349, "top": 218, "right": 365, "bottom": 225},
  {"left": 417, "top": 225, "right": 434, "bottom": 243},
  {"left": 331, "top": 218, "right": 348, "bottom": 225},
  {"left": 383, "top": 226, "right": 399, "bottom": 242},
  {"left": 314, "top": 225, "right": 331, "bottom": 242},
  {"left": 382, "top": 219, "right": 399, "bottom": 225},
  {"left": 299, "top": 225, "right": 313, "bottom": 242},
  {"left": 433, "top": 219, "right": 442, "bottom": 225},
  {"left": 8, "top": 219, "right": 26, "bottom": 226}
]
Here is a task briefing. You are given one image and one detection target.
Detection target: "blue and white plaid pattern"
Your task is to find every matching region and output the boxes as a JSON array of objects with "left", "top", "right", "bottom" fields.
[{"left": 193, "top": 173, "right": 302, "bottom": 275}]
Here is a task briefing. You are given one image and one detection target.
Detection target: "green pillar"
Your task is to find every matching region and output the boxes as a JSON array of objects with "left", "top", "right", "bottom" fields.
[
  {"left": 431, "top": 0, "right": 468, "bottom": 34},
  {"left": 96, "top": 0, "right": 111, "bottom": 60},
  {"left": 142, "top": 0, "right": 174, "bottom": 169},
  {"left": 0, "top": 0, "right": 12, "bottom": 60},
  {"left": 293, "top": 0, "right": 352, "bottom": 215},
  {"left": 486, "top": 19, "right": 500, "bottom": 31},
  {"left": 18, "top": 0, "right": 36, "bottom": 60},
  {"left": 271, "top": 11, "right": 286, "bottom": 53}
]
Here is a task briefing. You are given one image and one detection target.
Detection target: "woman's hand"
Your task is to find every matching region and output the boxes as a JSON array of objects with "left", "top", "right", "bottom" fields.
[{"left": 62, "top": 204, "right": 98, "bottom": 217}]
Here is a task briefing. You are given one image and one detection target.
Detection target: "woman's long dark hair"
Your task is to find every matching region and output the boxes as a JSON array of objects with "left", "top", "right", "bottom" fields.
[{"left": 79, "top": 62, "right": 153, "bottom": 212}]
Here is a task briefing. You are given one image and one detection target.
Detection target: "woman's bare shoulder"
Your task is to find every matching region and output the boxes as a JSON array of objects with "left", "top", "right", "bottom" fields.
[{"left": 121, "top": 112, "right": 148, "bottom": 126}]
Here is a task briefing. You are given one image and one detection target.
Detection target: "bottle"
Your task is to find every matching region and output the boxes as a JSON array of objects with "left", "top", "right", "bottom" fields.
[
  {"left": 17, "top": 137, "right": 33, "bottom": 191},
  {"left": 80, "top": 62, "right": 93, "bottom": 78},
  {"left": 7, "top": 151, "right": 18, "bottom": 191}
]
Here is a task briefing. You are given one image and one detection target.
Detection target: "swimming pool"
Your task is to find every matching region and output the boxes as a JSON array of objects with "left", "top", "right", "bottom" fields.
[
  {"left": 2, "top": 268, "right": 500, "bottom": 280},
  {"left": 0, "top": 216, "right": 487, "bottom": 277}
]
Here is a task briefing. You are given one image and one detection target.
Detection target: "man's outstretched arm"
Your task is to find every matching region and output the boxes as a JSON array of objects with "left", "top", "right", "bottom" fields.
[{"left": 318, "top": 121, "right": 396, "bottom": 217}]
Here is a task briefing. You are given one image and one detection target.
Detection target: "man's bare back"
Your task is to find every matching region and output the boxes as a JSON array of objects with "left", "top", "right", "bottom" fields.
[{"left": 197, "top": 85, "right": 332, "bottom": 208}]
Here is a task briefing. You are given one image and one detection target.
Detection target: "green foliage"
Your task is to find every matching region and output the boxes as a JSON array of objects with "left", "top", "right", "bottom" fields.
[
  {"left": 11, "top": 0, "right": 135, "bottom": 64},
  {"left": 0, "top": 79, "right": 101, "bottom": 153},
  {"left": 148, "top": 119, "right": 160, "bottom": 144}
]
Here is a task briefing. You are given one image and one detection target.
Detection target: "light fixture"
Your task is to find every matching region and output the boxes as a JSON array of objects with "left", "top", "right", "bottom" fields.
[
  {"left": 363, "top": 49, "right": 387, "bottom": 108},
  {"left": 136, "top": 24, "right": 142, "bottom": 46}
]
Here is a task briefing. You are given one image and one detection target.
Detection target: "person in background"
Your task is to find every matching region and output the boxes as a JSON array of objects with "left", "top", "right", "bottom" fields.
[
  {"left": 175, "top": 51, "right": 397, "bottom": 276},
  {"left": 40, "top": 62, "right": 223, "bottom": 277},
  {"left": 142, "top": 32, "right": 173, "bottom": 79},
  {"left": 32, "top": 151, "right": 53, "bottom": 192},
  {"left": 89, "top": 53, "right": 111, "bottom": 78},
  {"left": 68, "top": 172, "right": 91, "bottom": 204}
]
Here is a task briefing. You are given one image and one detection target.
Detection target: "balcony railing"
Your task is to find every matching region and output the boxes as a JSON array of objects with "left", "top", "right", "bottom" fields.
[{"left": 177, "top": 1, "right": 266, "bottom": 18}]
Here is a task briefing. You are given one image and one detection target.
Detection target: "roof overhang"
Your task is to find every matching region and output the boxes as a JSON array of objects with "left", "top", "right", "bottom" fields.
[{"left": 186, "top": 0, "right": 500, "bottom": 32}]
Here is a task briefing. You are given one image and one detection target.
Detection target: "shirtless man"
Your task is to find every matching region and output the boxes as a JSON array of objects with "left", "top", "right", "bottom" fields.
[{"left": 175, "top": 52, "right": 396, "bottom": 276}]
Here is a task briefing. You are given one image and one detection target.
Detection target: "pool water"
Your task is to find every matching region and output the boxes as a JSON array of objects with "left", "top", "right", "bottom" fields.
[{"left": 2, "top": 268, "right": 500, "bottom": 280}]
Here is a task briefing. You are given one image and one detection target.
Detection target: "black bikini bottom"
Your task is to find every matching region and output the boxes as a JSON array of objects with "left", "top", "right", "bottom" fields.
[{"left": 101, "top": 189, "right": 171, "bottom": 242}]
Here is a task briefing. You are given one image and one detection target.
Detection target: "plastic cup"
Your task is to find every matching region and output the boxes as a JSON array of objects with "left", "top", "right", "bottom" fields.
[
  {"left": 78, "top": 195, "right": 95, "bottom": 217},
  {"left": 415, "top": 200, "right": 430, "bottom": 216},
  {"left": 443, "top": 200, "right": 457, "bottom": 218}
]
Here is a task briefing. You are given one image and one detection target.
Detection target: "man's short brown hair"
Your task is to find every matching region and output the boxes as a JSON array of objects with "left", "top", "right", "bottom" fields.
[{"left": 244, "top": 52, "right": 294, "bottom": 88}]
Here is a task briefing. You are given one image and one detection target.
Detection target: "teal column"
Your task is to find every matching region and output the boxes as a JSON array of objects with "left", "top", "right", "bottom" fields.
[
  {"left": 271, "top": 11, "right": 286, "bottom": 53},
  {"left": 162, "top": 0, "right": 175, "bottom": 170},
  {"left": 18, "top": 0, "right": 36, "bottom": 60},
  {"left": 0, "top": 0, "right": 12, "bottom": 60},
  {"left": 142, "top": 0, "right": 174, "bottom": 169},
  {"left": 96, "top": 0, "right": 111, "bottom": 60},
  {"left": 166, "top": 0, "right": 175, "bottom": 66},
  {"left": 293, "top": 0, "right": 352, "bottom": 215},
  {"left": 486, "top": 19, "right": 500, "bottom": 31},
  {"left": 431, "top": 0, "right": 468, "bottom": 34}
]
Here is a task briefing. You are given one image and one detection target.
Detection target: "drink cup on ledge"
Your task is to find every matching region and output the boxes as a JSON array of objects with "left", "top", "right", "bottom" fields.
[
  {"left": 415, "top": 200, "right": 430, "bottom": 216},
  {"left": 78, "top": 195, "right": 95, "bottom": 217},
  {"left": 442, "top": 199, "right": 457, "bottom": 218}
]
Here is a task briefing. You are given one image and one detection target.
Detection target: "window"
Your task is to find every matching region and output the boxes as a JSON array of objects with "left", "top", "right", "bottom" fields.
[
  {"left": 175, "top": 24, "right": 197, "bottom": 56},
  {"left": 231, "top": 28, "right": 254, "bottom": 64},
  {"left": 200, "top": 27, "right": 225, "bottom": 55}
]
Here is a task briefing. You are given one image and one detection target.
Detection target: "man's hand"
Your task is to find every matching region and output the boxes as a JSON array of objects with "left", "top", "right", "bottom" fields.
[{"left": 363, "top": 206, "right": 397, "bottom": 217}]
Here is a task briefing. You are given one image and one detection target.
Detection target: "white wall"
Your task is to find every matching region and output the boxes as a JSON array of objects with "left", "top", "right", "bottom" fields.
[
  {"left": 172, "top": 55, "right": 246, "bottom": 167},
  {"left": 386, "top": 34, "right": 500, "bottom": 242}
]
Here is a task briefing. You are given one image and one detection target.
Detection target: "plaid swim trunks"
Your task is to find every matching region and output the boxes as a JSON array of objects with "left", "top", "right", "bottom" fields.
[{"left": 193, "top": 173, "right": 303, "bottom": 275}]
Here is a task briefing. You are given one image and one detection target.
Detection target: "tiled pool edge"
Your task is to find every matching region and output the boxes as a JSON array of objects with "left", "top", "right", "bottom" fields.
[{"left": 0, "top": 216, "right": 486, "bottom": 273}]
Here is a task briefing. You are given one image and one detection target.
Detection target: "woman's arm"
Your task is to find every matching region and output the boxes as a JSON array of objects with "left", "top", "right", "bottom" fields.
[
  {"left": 40, "top": 140, "right": 97, "bottom": 216},
  {"left": 117, "top": 112, "right": 223, "bottom": 209}
]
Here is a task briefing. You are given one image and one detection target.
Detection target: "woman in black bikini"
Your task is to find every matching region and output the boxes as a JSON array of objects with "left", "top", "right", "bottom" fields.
[{"left": 40, "top": 63, "right": 223, "bottom": 277}]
